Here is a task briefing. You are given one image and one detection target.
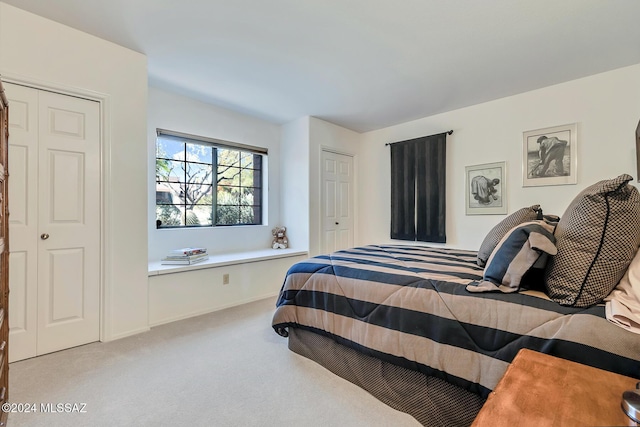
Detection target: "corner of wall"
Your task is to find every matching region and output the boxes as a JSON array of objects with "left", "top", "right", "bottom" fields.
[{"left": 280, "top": 117, "right": 311, "bottom": 251}]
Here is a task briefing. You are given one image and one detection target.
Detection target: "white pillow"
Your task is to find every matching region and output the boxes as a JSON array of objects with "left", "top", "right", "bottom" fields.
[{"left": 605, "top": 247, "right": 640, "bottom": 334}]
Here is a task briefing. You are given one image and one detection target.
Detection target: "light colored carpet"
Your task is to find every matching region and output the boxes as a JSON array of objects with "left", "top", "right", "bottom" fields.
[{"left": 8, "top": 297, "right": 420, "bottom": 427}]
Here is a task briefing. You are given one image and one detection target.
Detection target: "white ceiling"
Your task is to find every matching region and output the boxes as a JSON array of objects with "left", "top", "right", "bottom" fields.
[{"left": 4, "top": 0, "right": 640, "bottom": 132}]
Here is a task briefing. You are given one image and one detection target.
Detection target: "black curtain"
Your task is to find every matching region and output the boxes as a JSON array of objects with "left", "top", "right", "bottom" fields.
[{"left": 390, "top": 133, "right": 447, "bottom": 243}]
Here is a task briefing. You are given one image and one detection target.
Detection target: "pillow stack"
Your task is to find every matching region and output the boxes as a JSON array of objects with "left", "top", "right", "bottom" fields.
[
  {"left": 467, "top": 220, "right": 557, "bottom": 294},
  {"left": 544, "top": 174, "right": 640, "bottom": 307},
  {"left": 477, "top": 205, "right": 542, "bottom": 267}
]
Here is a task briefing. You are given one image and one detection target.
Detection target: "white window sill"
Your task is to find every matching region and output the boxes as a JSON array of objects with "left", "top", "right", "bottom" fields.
[{"left": 148, "top": 248, "right": 308, "bottom": 276}]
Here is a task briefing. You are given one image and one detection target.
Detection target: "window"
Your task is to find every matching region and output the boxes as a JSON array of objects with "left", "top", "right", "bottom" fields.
[{"left": 155, "top": 129, "right": 266, "bottom": 228}]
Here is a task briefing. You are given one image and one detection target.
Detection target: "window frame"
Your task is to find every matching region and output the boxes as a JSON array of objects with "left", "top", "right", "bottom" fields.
[{"left": 155, "top": 129, "right": 267, "bottom": 229}]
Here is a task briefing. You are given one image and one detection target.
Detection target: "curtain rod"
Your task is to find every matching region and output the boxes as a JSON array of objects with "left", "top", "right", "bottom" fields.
[{"left": 385, "top": 130, "right": 453, "bottom": 146}]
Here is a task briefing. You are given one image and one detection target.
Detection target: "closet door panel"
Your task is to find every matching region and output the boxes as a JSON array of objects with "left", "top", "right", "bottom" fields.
[
  {"left": 7, "top": 83, "right": 101, "bottom": 360},
  {"left": 6, "top": 83, "right": 38, "bottom": 362},
  {"left": 36, "top": 90, "right": 100, "bottom": 355}
]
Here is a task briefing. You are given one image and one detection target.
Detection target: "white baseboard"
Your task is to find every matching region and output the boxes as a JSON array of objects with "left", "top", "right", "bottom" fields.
[
  {"left": 148, "top": 292, "right": 279, "bottom": 327},
  {"left": 102, "top": 326, "right": 151, "bottom": 342}
]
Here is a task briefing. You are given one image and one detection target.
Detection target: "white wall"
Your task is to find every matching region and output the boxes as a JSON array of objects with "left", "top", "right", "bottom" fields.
[
  {"left": 0, "top": 3, "right": 149, "bottom": 340},
  {"left": 148, "top": 87, "right": 282, "bottom": 260},
  {"left": 147, "top": 88, "right": 311, "bottom": 326},
  {"left": 280, "top": 117, "right": 311, "bottom": 251},
  {"left": 280, "top": 116, "right": 362, "bottom": 257},
  {"left": 308, "top": 117, "right": 361, "bottom": 256},
  {"left": 148, "top": 255, "right": 306, "bottom": 326},
  {"left": 358, "top": 64, "right": 640, "bottom": 251}
]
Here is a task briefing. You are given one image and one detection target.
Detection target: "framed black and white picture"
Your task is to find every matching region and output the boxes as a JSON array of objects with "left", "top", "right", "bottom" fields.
[
  {"left": 523, "top": 123, "right": 577, "bottom": 187},
  {"left": 465, "top": 161, "right": 507, "bottom": 215}
]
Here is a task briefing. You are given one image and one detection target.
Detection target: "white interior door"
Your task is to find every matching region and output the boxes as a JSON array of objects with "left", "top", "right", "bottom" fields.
[
  {"left": 321, "top": 150, "right": 354, "bottom": 254},
  {"left": 7, "top": 83, "right": 101, "bottom": 361},
  {"left": 6, "top": 83, "right": 38, "bottom": 362}
]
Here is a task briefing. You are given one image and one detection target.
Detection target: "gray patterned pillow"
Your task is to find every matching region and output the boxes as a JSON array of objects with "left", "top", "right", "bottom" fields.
[
  {"left": 477, "top": 205, "right": 541, "bottom": 267},
  {"left": 545, "top": 174, "right": 640, "bottom": 307}
]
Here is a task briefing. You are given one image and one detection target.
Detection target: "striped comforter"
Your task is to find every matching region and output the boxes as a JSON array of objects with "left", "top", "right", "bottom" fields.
[{"left": 272, "top": 245, "right": 640, "bottom": 397}]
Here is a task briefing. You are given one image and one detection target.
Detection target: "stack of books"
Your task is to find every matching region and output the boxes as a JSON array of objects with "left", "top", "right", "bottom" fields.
[{"left": 161, "top": 247, "right": 209, "bottom": 265}]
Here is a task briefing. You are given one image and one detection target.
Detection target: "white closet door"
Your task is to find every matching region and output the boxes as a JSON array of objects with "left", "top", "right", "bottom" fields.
[
  {"left": 7, "top": 83, "right": 101, "bottom": 361},
  {"left": 36, "top": 89, "right": 101, "bottom": 355},
  {"left": 6, "top": 83, "right": 39, "bottom": 362},
  {"left": 321, "top": 150, "right": 354, "bottom": 254}
]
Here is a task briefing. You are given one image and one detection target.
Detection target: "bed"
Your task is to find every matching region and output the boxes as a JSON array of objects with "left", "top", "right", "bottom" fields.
[
  {"left": 271, "top": 175, "right": 640, "bottom": 426},
  {"left": 271, "top": 245, "right": 640, "bottom": 425}
]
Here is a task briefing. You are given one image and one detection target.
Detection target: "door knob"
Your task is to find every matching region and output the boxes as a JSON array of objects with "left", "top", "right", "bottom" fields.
[{"left": 41, "top": 233, "right": 50, "bottom": 240}]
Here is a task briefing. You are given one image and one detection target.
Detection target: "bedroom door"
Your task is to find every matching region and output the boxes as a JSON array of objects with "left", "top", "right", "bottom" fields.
[
  {"left": 6, "top": 82, "right": 101, "bottom": 362},
  {"left": 321, "top": 150, "right": 354, "bottom": 253}
]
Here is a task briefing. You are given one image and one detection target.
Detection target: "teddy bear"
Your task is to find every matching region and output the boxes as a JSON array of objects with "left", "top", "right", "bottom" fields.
[{"left": 271, "top": 226, "right": 289, "bottom": 249}]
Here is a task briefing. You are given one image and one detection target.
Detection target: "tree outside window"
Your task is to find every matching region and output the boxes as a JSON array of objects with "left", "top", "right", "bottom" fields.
[{"left": 156, "top": 135, "right": 263, "bottom": 228}]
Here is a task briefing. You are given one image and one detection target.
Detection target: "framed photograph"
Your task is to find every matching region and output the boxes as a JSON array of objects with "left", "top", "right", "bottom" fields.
[
  {"left": 465, "top": 161, "right": 507, "bottom": 215},
  {"left": 523, "top": 123, "right": 577, "bottom": 187}
]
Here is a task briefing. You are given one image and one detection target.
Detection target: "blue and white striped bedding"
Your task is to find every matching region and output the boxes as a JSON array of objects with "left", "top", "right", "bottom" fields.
[{"left": 272, "top": 245, "right": 640, "bottom": 397}]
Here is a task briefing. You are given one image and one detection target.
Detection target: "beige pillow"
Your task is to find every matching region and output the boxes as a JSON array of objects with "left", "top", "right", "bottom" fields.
[
  {"left": 545, "top": 174, "right": 640, "bottom": 307},
  {"left": 477, "top": 205, "right": 541, "bottom": 267}
]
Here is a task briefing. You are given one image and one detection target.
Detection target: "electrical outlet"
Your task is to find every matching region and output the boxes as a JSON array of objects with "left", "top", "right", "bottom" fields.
[{"left": 223, "top": 273, "right": 230, "bottom": 285}]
